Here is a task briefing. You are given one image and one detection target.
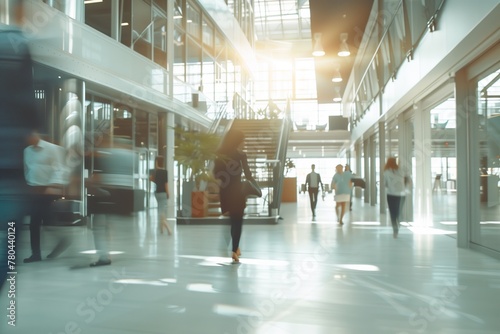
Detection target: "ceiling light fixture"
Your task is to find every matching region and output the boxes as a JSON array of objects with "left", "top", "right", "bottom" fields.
[
  {"left": 331, "top": 64, "right": 342, "bottom": 82},
  {"left": 338, "top": 33, "right": 350, "bottom": 57},
  {"left": 333, "top": 86, "right": 342, "bottom": 102},
  {"left": 84, "top": 0, "right": 103, "bottom": 4},
  {"left": 312, "top": 32, "right": 325, "bottom": 57}
]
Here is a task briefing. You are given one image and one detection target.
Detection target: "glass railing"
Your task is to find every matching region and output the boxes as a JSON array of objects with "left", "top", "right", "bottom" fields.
[{"left": 350, "top": 0, "right": 446, "bottom": 127}]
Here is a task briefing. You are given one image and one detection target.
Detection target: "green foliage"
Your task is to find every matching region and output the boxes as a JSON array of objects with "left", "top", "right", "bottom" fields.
[
  {"left": 285, "top": 158, "right": 295, "bottom": 176},
  {"left": 173, "top": 127, "right": 221, "bottom": 187}
]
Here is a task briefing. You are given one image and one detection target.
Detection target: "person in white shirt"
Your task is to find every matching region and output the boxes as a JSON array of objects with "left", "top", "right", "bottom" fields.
[
  {"left": 23, "top": 132, "right": 69, "bottom": 262},
  {"left": 383, "top": 157, "right": 410, "bottom": 238},
  {"left": 331, "top": 164, "right": 352, "bottom": 225},
  {"left": 305, "top": 164, "right": 324, "bottom": 217}
]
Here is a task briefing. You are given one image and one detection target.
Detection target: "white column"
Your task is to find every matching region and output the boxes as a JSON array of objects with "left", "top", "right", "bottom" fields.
[
  {"left": 364, "top": 140, "right": 370, "bottom": 204},
  {"left": 355, "top": 142, "right": 362, "bottom": 198},
  {"left": 370, "top": 134, "right": 377, "bottom": 206},
  {"left": 398, "top": 114, "right": 414, "bottom": 223},
  {"left": 379, "top": 121, "right": 386, "bottom": 213},
  {"left": 455, "top": 69, "right": 474, "bottom": 247},
  {"left": 413, "top": 102, "right": 433, "bottom": 226}
]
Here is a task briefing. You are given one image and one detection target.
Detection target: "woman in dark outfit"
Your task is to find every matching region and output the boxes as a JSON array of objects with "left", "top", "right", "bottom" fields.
[
  {"left": 213, "top": 129, "right": 252, "bottom": 263},
  {"left": 150, "top": 156, "right": 172, "bottom": 235}
]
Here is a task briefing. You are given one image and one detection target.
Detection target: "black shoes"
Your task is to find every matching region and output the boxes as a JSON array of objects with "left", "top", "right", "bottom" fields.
[
  {"left": 90, "top": 258, "right": 111, "bottom": 267},
  {"left": 23, "top": 255, "right": 42, "bottom": 263}
]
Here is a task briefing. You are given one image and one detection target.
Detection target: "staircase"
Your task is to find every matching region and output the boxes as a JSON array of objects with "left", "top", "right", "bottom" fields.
[
  {"left": 205, "top": 118, "right": 287, "bottom": 219},
  {"left": 233, "top": 118, "right": 283, "bottom": 181}
]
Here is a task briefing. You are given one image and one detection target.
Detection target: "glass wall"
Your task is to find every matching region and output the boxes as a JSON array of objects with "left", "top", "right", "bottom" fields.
[
  {"left": 113, "top": 105, "right": 133, "bottom": 147},
  {"left": 350, "top": 0, "right": 446, "bottom": 125},
  {"left": 430, "top": 98, "right": 457, "bottom": 233},
  {"left": 153, "top": 6, "right": 168, "bottom": 68},
  {"left": 186, "top": 36, "right": 202, "bottom": 88},
  {"left": 82, "top": 0, "right": 248, "bottom": 110},
  {"left": 121, "top": 0, "right": 132, "bottom": 46},
  {"left": 132, "top": 0, "right": 153, "bottom": 60},
  {"left": 294, "top": 58, "right": 317, "bottom": 99},
  {"left": 474, "top": 68, "right": 500, "bottom": 250},
  {"left": 84, "top": 0, "right": 111, "bottom": 36},
  {"left": 173, "top": 26, "right": 186, "bottom": 80},
  {"left": 214, "top": 32, "right": 228, "bottom": 102},
  {"left": 186, "top": 1, "right": 201, "bottom": 41},
  {"left": 83, "top": 93, "right": 163, "bottom": 210}
]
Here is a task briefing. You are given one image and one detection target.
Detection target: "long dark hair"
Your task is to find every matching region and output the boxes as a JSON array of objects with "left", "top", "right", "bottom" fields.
[{"left": 216, "top": 129, "right": 245, "bottom": 154}]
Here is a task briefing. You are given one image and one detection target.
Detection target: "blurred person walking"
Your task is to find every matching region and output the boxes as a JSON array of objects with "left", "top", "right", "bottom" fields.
[
  {"left": 344, "top": 164, "right": 353, "bottom": 211},
  {"left": 213, "top": 129, "right": 253, "bottom": 263},
  {"left": 305, "top": 164, "right": 323, "bottom": 217},
  {"left": 383, "top": 157, "right": 410, "bottom": 238},
  {"left": 0, "top": 0, "right": 40, "bottom": 288},
  {"left": 331, "top": 164, "right": 352, "bottom": 225},
  {"left": 23, "top": 132, "right": 69, "bottom": 262},
  {"left": 150, "top": 156, "right": 172, "bottom": 235},
  {"left": 86, "top": 171, "right": 112, "bottom": 267},
  {"left": 84, "top": 145, "right": 120, "bottom": 267}
]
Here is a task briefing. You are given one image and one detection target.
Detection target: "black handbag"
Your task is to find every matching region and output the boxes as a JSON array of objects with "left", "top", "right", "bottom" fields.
[{"left": 242, "top": 178, "right": 262, "bottom": 198}]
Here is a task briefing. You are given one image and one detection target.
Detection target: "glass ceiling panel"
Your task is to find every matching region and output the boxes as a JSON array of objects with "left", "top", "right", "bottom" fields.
[{"left": 254, "top": 0, "right": 311, "bottom": 41}]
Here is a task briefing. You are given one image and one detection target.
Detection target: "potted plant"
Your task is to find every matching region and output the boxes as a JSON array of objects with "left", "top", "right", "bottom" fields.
[
  {"left": 174, "top": 128, "right": 220, "bottom": 217},
  {"left": 282, "top": 158, "right": 297, "bottom": 202}
]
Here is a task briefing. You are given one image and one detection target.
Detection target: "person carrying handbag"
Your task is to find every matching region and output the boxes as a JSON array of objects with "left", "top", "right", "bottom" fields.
[
  {"left": 213, "top": 129, "right": 253, "bottom": 263},
  {"left": 150, "top": 156, "right": 172, "bottom": 235}
]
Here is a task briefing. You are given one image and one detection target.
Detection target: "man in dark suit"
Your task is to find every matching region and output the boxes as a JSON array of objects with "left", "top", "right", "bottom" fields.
[{"left": 305, "top": 164, "right": 323, "bottom": 217}]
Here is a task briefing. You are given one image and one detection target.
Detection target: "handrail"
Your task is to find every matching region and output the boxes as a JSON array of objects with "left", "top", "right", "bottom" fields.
[
  {"left": 209, "top": 102, "right": 228, "bottom": 134},
  {"left": 270, "top": 100, "right": 292, "bottom": 213},
  {"left": 351, "top": 0, "right": 446, "bottom": 122},
  {"left": 131, "top": 17, "right": 160, "bottom": 47}
]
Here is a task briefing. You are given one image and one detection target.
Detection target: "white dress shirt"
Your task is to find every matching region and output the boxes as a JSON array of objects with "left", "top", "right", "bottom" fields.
[
  {"left": 24, "top": 139, "right": 67, "bottom": 186},
  {"left": 309, "top": 172, "right": 319, "bottom": 187}
]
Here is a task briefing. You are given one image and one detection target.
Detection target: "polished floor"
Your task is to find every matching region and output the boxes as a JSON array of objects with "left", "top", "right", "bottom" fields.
[{"left": 2, "top": 193, "right": 500, "bottom": 334}]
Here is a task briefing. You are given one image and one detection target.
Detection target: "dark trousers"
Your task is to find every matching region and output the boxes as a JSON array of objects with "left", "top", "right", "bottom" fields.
[
  {"left": 219, "top": 184, "right": 245, "bottom": 253},
  {"left": 230, "top": 212, "right": 244, "bottom": 253},
  {"left": 28, "top": 193, "right": 58, "bottom": 257},
  {"left": 308, "top": 187, "right": 319, "bottom": 211},
  {"left": 387, "top": 194, "right": 405, "bottom": 232}
]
